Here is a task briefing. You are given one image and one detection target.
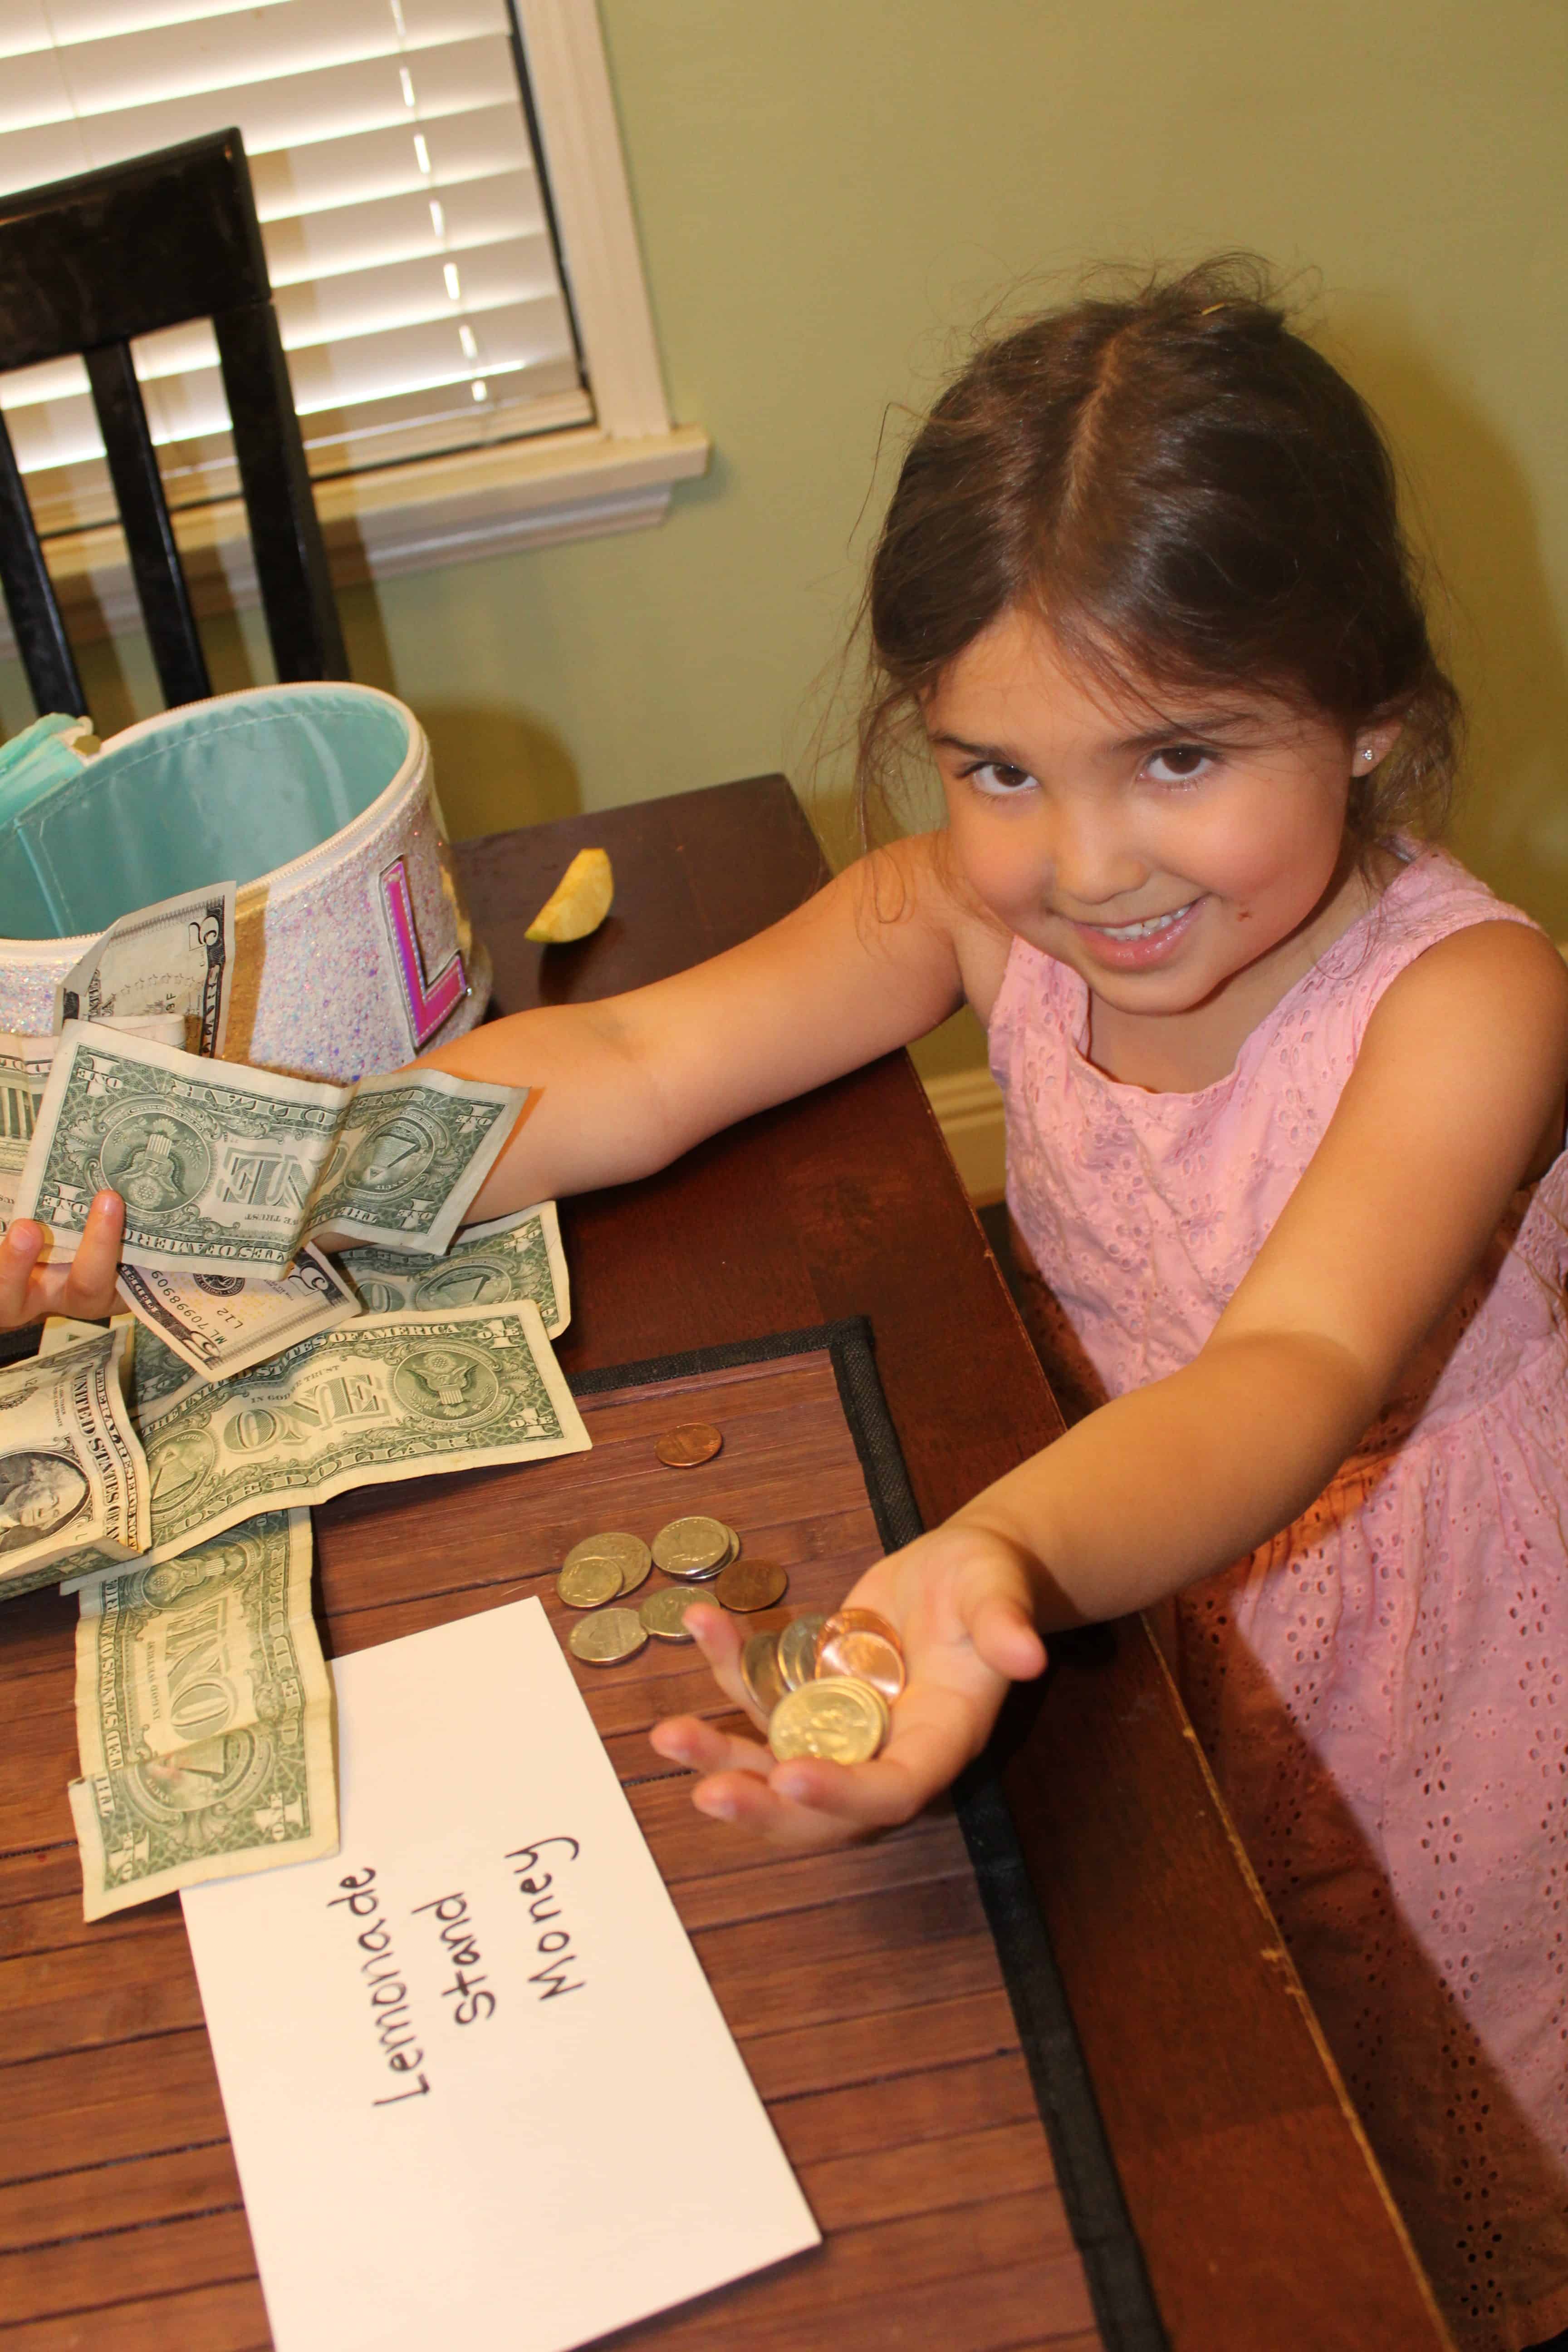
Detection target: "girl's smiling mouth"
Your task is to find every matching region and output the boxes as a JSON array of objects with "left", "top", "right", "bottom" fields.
[{"left": 1066, "top": 897, "right": 1203, "bottom": 968}]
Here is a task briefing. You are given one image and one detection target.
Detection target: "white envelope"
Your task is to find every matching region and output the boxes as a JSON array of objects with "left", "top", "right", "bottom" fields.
[{"left": 183, "top": 1595, "right": 820, "bottom": 2352}]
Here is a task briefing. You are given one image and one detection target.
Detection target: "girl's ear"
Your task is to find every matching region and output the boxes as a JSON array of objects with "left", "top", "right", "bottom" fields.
[{"left": 1352, "top": 720, "right": 1403, "bottom": 774}]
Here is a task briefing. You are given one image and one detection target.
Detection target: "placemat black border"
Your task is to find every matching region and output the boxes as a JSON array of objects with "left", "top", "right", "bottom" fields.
[{"left": 570, "top": 1315, "right": 1167, "bottom": 2352}]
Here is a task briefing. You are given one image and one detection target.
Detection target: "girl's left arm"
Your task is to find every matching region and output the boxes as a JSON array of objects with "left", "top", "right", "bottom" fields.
[{"left": 658, "top": 918, "right": 1568, "bottom": 1846}]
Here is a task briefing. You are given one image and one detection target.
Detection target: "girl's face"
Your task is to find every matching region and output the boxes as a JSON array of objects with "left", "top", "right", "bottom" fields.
[{"left": 926, "top": 605, "right": 1397, "bottom": 1020}]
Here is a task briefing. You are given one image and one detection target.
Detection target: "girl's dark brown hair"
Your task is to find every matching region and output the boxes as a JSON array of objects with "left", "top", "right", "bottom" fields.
[{"left": 858, "top": 256, "right": 1460, "bottom": 848}]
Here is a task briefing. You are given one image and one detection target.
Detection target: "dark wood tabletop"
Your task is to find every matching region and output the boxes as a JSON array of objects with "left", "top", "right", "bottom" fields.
[{"left": 0, "top": 774, "right": 1451, "bottom": 2352}]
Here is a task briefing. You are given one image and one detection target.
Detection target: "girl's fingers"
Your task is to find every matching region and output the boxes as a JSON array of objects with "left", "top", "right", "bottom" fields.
[
  {"left": 0, "top": 1220, "right": 46, "bottom": 1328},
  {"left": 768, "top": 1693, "right": 975, "bottom": 1828},
  {"left": 60, "top": 1193, "right": 124, "bottom": 1319},
  {"left": 687, "top": 1769, "right": 847, "bottom": 1845},
  {"left": 685, "top": 1747, "right": 937, "bottom": 1850},
  {"left": 648, "top": 1712, "right": 773, "bottom": 1779},
  {"left": 764, "top": 1750, "right": 929, "bottom": 1828},
  {"left": 682, "top": 1602, "right": 759, "bottom": 1720},
  {"left": 653, "top": 1677, "right": 988, "bottom": 1850}
]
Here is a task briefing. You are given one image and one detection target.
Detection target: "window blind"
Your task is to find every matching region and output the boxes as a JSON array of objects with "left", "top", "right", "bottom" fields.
[{"left": 0, "top": 0, "right": 590, "bottom": 538}]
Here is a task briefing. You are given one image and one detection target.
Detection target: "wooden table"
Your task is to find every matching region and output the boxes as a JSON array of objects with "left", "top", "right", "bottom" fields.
[{"left": 0, "top": 776, "right": 1450, "bottom": 2352}]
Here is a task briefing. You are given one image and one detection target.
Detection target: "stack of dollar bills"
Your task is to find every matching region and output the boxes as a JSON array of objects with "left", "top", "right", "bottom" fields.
[
  {"left": 0, "top": 884, "right": 591, "bottom": 1916},
  {"left": 21, "top": 1197, "right": 587, "bottom": 1918}
]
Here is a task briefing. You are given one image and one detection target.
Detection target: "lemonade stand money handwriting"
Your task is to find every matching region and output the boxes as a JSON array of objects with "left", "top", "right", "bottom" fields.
[{"left": 330, "top": 1837, "right": 586, "bottom": 2113}]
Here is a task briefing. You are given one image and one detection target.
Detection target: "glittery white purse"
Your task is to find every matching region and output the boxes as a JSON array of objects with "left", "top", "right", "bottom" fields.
[{"left": 0, "top": 683, "right": 490, "bottom": 1081}]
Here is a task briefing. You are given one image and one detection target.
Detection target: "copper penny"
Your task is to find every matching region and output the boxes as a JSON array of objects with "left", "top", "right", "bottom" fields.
[
  {"left": 655, "top": 1422, "right": 723, "bottom": 1469},
  {"left": 816, "top": 1606, "right": 906, "bottom": 1702},
  {"left": 715, "top": 1558, "right": 788, "bottom": 1613}
]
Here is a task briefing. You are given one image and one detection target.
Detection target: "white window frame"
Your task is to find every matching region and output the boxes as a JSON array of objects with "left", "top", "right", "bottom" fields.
[{"left": 3, "top": 0, "right": 707, "bottom": 662}]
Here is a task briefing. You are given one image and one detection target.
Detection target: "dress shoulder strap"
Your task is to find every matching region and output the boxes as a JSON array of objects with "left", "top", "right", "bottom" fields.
[{"left": 1309, "top": 845, "right": 1542, "bottom": 1058}]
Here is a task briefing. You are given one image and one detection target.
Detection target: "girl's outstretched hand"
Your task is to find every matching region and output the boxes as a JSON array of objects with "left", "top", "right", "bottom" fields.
[
  {"left": 0, "top": 1193, "right": 124, "bottom": 1330},
  {"left": 648, "top": 1524, "right": 1047, "bottom": 1850}
]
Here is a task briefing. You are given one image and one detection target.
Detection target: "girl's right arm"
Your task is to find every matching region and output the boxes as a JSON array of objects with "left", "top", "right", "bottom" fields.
[
  {"left": 421, "top": 835, "right": 985, "bottom": 1217},
  {"left": 0, "top": 838, "right": 980, "bottom": 1334}
]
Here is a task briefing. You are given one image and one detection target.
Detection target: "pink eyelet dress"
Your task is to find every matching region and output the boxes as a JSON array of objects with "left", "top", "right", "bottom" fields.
[{"left": 989, "top": 845, "right": 1568, "bottom": 2352}]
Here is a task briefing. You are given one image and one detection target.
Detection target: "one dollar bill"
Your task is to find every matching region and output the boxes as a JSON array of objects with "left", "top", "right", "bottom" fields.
[
  {"left": 68, "top": 1510, "right": 337, "bottom": 1919},
  {"left": 0, "top": 1328, "right": 148, "bottom": 1598},
  {"left": 39, "top": 1308, "right": 195, "bottom": 1424},
  {"left": 61, "top": 1300, "right": 588, "bottom": 1579},
  {"left": 15, "top": 1023, "right": 526, "bottom": 1278},
  {"left": 0, "top": 1019, "right": 184, "bottom": 1220},
  {"left": 333, "top": 1202, "right": 569, "bottom": 1337}
]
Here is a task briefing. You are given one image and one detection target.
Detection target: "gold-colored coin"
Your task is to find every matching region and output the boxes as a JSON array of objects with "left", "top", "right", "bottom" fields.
[
  {"left": 767, "top": 1676, "right": 887, "bottom": 1764},
  {"left": 567, "top": 1607, "right": 648, "bottom": 1666},
  {"left": 816, "top": 1606, "right": 906, "bottom": 1701},
  {"left": 563, "top": 1533, "right": 652, "bottom": 1602},
  {"left": 715, "top": 1558, "right": 788, "bottom": 1613},
  {"left": 639, "top": 1585, "right": 704, "bottom": 1642},
  {"left": 613, "top": 1541, "right": 653, "bottom": 1596},
  {"left": 652, "top": 1514, "right": 731, "bottom": 1580},
  {"left": 740, "top": 1631, "right": 786, "bottom": 1717},
  {"left": 655, "top": 1422, "right": 723, "bottom": 1468},
  {"left": 557, "top": 1554, "right": 623, "bottom": 1609},
  {"left": 778, "top": 1612, "right": 827, "bottom": 1691},
  {"left": 720, "top": 1523, "right": 742, "bottom": 1562}
]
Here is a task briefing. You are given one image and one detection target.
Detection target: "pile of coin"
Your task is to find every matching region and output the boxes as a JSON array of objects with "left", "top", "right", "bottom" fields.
[
  {"left": 742, "top": 1606, "right": 907, "bottom": 1765},
  {"left": 558, "top": 1504, "right": 790, "bottom": 1667}
]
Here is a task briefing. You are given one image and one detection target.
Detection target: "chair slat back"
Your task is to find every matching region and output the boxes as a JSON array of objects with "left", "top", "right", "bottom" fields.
[
  {"left": 0, "top": 412, "right": 84, "bottom": 714},
  {"left": 215, "top": 304, "right": 348, "bottom": 684},
  {"left": 84, "top": 342, "right": 211, "bottom": 708},
  {"left": 0, "top": 129, "right": 345, "bottom": 716}
]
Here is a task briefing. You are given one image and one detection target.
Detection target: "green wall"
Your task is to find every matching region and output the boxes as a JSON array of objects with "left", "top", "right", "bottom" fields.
[{"left": 6, "top": 2, "right": 1566, "bottom": 1079}]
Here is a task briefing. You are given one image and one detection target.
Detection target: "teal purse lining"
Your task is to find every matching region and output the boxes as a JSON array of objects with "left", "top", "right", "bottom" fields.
[{"left": 0, "top": 693, "right": 410, "bottom": 940}]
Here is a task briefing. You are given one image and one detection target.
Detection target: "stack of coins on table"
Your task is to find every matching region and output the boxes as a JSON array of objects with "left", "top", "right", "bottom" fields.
[
  {"left": 554, "top": 1420, "right": 790, "bottom": 1666},
  {"left": 752, "top": 1606, "right": 906, "bottom": 1765}
]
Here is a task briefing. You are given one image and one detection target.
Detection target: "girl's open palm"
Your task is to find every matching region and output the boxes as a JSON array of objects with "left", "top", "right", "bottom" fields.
[{"left": 648, "top": 1528, "right": 1047, "bottom": 1850}]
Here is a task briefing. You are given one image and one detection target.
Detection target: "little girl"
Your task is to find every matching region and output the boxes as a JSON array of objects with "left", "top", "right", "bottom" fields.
[{"left": 7, "top": 262, "right": 1564, "bottom": 2351}]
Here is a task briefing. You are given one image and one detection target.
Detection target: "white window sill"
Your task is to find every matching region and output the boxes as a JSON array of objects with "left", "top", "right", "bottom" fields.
[{"left": 0, "top": 421, "right": 711, "bottom": 662}]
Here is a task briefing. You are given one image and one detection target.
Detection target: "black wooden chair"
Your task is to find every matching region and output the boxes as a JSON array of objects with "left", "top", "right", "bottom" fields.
[{"left": 0, "top": 128, "right": 348, "bottom": 715}]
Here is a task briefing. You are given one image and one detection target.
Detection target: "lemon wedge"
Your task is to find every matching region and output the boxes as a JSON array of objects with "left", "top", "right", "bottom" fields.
[{"left": 524, "top": 847, "right": 614, "bottom": 943}]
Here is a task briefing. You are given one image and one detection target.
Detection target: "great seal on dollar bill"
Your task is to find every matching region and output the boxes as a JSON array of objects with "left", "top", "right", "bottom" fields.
[{"left": 391, "top": 1343, "right": 505, "bottom": 1427}]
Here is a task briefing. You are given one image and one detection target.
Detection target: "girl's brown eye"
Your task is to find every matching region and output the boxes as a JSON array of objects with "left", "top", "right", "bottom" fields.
[
  {"left": 1149, "top": 744, "right": 1210, "bottom": 780},
  {"left": 969, "top": 761, "right": 1034, "bottom": 795}
]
